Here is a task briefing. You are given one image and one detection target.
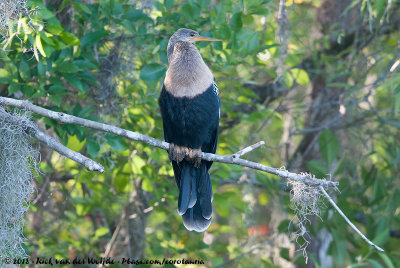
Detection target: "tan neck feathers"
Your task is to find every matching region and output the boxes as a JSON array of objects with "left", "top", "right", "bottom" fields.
[{"left": 164, "top": 42, "right": 213, "bottom": 98}]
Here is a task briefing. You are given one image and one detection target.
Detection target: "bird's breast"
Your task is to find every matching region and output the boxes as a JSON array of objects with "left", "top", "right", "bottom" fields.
[{"left": 164, "top": 57, "right": 213, "bottom": 98}]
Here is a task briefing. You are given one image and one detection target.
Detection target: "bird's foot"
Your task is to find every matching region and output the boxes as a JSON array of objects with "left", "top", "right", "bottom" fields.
[
  {"left": 169, "top": 144, "right": 202, "bottom": 167},
  {"left": 169, "top": 143, "right": 188, "bottom": 163},
  {"left": 186, "top": 148, "right": 202, "bottom": 168}
]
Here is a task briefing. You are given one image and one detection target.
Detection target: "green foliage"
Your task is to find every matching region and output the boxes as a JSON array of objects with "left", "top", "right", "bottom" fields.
[
  {"left": 318, "top": 130, "right": 340, "bottom": 166},
  {"left": 0, "top": 0, "right": 399, "bottom": 267}
]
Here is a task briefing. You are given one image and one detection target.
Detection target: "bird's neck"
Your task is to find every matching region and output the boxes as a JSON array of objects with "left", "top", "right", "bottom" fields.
[{"left": 164, "top": 42, "right": 213, "bottom": 98}]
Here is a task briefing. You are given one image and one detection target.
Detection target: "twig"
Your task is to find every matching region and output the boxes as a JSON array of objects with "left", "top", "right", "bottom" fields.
[
  {"left": 103, "top": 210, "right": 125, "bottom": 259},
  {"left": 129, "top": 197, "right": 166, "bottom": 219},
  {"left": 319, "top": 186, "right": 384, "bottom": 252},
  {"left": 0, "top": 106, "right": 104, "bottom": 173},
  {"left": 0, "top": 97, "right": 337, "bottom": 188},
  {"left": 366, "top": 100, "right": 400, "bottom": 130},
  {"left": 232, "top": 141, "right": 265, "bottom": 158}
]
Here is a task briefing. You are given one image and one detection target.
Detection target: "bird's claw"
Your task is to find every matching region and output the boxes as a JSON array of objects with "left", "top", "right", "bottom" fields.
[
  {"left": 186, "top": 148, "right": 202, "bottom": 168},
  {"left": 169, "top": 143, "right": 187, "bottom": 163},
  {"left": 168, "top": 144, "right": 202, "bottom": 167}
]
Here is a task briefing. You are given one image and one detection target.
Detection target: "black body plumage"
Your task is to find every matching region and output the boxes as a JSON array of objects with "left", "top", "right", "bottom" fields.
[
  {"left": 159, "top": 28, "right": 220, "bottom": 232},
  {"left": 159, "top": 83, "right": 220, "bottom": 232}
]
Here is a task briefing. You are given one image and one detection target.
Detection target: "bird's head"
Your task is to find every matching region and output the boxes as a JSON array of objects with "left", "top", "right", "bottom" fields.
[
  {"left": 170, "top": 28, "right": 220, "bottom": 43},
  {"left": 167, "top": 28, "right": 221, "bottom": 62}
]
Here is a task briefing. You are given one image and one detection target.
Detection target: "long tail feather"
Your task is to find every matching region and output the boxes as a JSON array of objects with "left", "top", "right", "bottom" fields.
[
  {"left": 198, "top": 166, "right": 212, "bottom": 220},
  {"left": 177, "top": 165, "right": 193, "bottom": 215},
  {"left": 177, "top": 161, "right": 213, "bottom": 232}
]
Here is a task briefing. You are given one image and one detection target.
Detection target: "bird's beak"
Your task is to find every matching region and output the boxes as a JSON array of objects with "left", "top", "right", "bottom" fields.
[{"left": 191, "top": 35, "right": 222, "bottom": 42}]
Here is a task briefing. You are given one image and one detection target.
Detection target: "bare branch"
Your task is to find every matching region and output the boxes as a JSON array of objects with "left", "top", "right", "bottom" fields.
[
  {"left": 0, "top": 105, "right": 104, "bottom": 172},
  {"left": 0, "top": 97, "right": 168, "bottom": 149},
  {"left": 34, "top": 128, "right": 104, "bottom": 173},
  {"left": 232, "top": 141, "right": 265, "bottom": 158},
  {"left": 0, "top": 97, "right": 337, "bottom": 188},
  {"left": 319, "top": 186, "right": 384, "bottom": 252}
]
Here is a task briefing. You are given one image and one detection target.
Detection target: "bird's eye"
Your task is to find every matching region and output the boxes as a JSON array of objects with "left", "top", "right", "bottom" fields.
[{"left": 190, "top": 32, "right": 196, "bottom": 37}]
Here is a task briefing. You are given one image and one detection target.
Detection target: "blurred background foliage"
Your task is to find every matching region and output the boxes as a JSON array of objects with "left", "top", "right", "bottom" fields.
[{"left": 0, "top": 0, "right": 400, "bottom": 267}]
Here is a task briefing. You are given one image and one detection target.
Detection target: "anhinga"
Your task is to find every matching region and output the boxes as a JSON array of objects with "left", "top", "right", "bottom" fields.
[{"left": 158, "top": 28, "right": 221, "bottom": 232}]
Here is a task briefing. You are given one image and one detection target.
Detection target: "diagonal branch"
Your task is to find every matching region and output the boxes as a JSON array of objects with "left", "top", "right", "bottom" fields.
[
  {"left": 0, "top": 107, "right": 104, "bottom": 172},
  {"left": 34, "top": 128, "right": 104, "bottom": 172},
  {"left": 232, "top": 141, "right": 265, "bottom": 158},
  {"left": 319, "top": 186, "right": 384, "bottom": 252}
]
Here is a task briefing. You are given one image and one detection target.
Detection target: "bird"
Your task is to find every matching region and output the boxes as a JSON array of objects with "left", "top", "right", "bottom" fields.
[{"left": 158, "top": 28, "right": 221, "bottom": 232}]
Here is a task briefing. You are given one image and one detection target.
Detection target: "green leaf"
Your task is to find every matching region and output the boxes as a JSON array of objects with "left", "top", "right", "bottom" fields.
[
  {"left": 281, "top": 71, "right": 293, "bottom": 88},
  {"left": 247, "top": 33, "right": 259, "bottom": 53},
  {"left": 0, "top": 68, "right": 10, "bottom": 83},
  {"left": 114, "top": 175, "right": 129, "bottom": 192},
  {"left": 63, "top": 74, "right": 88, "bottom": 92},
  {"left": 394, "top": 83, "right": 400, "bottom": 94},
  {"left": 8, "top": 83, "right": 19, "bottom": 95},
  {"left": 230, "top": 12, "right": 243, "bottom": 31},
  {"left": 277, "top": 219, "right": 291, "bottom": 233},
  {"left": 375, "top": 0, "right": 385, "bottom": 21},
  {"left": 48, "top": 95, "right": 63, "bottom": 106},
  {"left": 59, "top": 32, "right": 80, "bottom": 46},
  {"left": 36, "top": 34, "right": 46, "bottom": 57},
  {"left": 165, "top": 0, "right": 174, "bottom": 10},
  {"left": 379, "top": 253, "right": 395, "bottom": 268},
  {"left": 372, "top": 229, "right": 389, "bottom": 247},
  {"left": 180, "top": 3, "right": 195, "bottom": 22},
  {"left": 395, "top": 84, "right": 400, "bottom": 114},
  {"left": 75, "top": 202, "right": 91, "bottom": 216},
  {"left": 94, "top": 227, "right": 109, "bottom": 238},
  {"left": 199, "top": 0, "right": 210, "bottom": 9},
  {"left": 105, "top": 135, "right": 129, "bottom": 151},
  {"left": 74, "top": 60, "right": 97, "bottom": 70},
  {"left": 140, "top": 63, "right": 166, "bottom": 82},
  {"left": 367, "top": 259, "right": 384, "bottom": 268},
  {"left": 37, "top": 61, "right": 46, "bottom": 76},
  {"left": 40, "top": 31, "right": 56, "bottom": 46},
  {"left": 76, "top": 3, "right": 92, "bottom": 14},
  {"left": 37, "top": 7, "right": 55, "bottom": 19},
  {"left": 55, "top": 62, "right": 80, "bottom": 73},
  {"left": 86, "top": 139, "right": 100, "bottom": 158},
  {"left": 124, "top": 9, "right": 152, "bottom": 23},
  {"left": 19, "top": 60, "right": 31, "bottom": 81},
  {"left": 332, "top": 231, "right": 346, "bottom": 264},
  {"left": 279, "top": 248, "right": 290, "bottom": 261},
  {"left": 306, "top": 160, "right": 329, "bottom": 178},
  {"left": 58, "top": 0, "right": 71, "bottom": 12},
  {"left": 46, "top": 25, "right": 64, "bottom": 35},
  {"left": 81, "top": 31, "right": 108, "bottom": 47},
  {"left": 31, "top": 91, "right": 47, "bottom": 98},
  {"left": 318, "top": 130, "right": 340, "bottom": 165},
  {"left": 291, "top": 68, "right": 310, "bottom": 86},
  {"left": 373, "top": 216, "right": 389, "bottom": 245},
  {"left": 66, "top": 135, "right": 86, "bottom": 151},
  {"left": 48, "top": 85, "right": 66, "bottom": 95},
  {"left": 142, "top": 177, "right": 154, "bottom": 192}
]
